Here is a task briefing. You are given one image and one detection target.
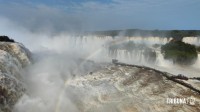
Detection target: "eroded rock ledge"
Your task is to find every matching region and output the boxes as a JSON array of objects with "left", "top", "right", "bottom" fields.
[
  {"left": 63, "top": 61, "right": 200, "bottom": 112},
  {"left": 113, "top": 61, "right": 200, "bottom": 95}
]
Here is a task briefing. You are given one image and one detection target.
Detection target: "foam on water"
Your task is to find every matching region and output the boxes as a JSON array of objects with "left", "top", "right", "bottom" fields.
[{"left": 13, "top": 35, "right": 200, "bottom": 112}]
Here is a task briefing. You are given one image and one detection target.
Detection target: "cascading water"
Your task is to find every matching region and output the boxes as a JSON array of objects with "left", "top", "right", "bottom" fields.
[
  {"left": 11, "top": 34, "right": 200, "bottom": 112},
  {"left": 183, "top": 37, "right": 200, "bottom": 46},
  {"left": 69, "top": 35, "right": 200, "bottom": 77}
]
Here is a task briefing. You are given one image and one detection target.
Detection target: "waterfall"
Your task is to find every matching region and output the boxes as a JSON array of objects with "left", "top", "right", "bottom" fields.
[
  {"left": 69, "top": 35, "right": 200, "bottom": 76},
  {"left": 183, "top": 37, "right": 200, "bottom": 46}
]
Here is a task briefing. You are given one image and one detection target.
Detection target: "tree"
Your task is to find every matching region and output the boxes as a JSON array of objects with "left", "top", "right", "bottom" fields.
[
  {"left": 0, "top": 36, "right": 15, "bottom": 42},
  {"left": 161, "top": 41, "right": 197, "bottom": 65}
]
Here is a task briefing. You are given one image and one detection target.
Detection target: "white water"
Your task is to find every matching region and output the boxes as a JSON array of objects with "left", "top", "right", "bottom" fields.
[
  {"left": 1, "top": 14, "right": 200, "bottom": 112},
  {"left": 10, "top": 34, "right": 200, "bottom": 112},
  {"left": 16, "top": 34, "right": 200, "bottom": 77},
  {"left": 81, "top": 36, "right": 200, "bottom": 77},
  {"left": 69, "top": 35, "right": 200, "bottom": 77}
]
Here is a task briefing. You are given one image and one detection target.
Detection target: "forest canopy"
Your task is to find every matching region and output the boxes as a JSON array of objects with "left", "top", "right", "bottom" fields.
[
  {"left": 0, "top": 36, "right": 15, "bottom": 42},
  {"left": 161, "top": 41, "right": 198, "bottom": 65},
  {"left": 88, "top": 29, "right": 200, "bottom": 39}
]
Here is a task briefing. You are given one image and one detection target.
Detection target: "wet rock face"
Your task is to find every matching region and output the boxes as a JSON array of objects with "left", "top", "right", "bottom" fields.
[
  {"left": 63, "top": 65, "right": 200, "bottom": 112},
  {"left": 0, "top": 42, "right": 31, "bottom": 112},
  {"left": 0, "top": 42, "right": 32, "bottom": 67}
]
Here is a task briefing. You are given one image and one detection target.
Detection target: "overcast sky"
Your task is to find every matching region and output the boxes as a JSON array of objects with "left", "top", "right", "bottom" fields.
[{"left": 0, "top": 0, "right": 200, "bottom": 33}]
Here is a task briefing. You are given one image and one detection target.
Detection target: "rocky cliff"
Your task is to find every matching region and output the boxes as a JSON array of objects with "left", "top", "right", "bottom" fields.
[
  {"left": 0, "top": 42, "right": 32, "bottom": 112},
  {"left": 60, "top": 63, "right": 200, "bottom": 112}
]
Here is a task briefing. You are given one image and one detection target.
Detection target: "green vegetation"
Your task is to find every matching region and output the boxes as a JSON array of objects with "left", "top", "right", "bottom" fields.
[
  {"left": 108, "top": 41, "right": 135, "bottom": 52},
  {"left": 88, "top": 29, "right": 200, "bottom": 39},
  {"left": 161, "top": 41, "right": 198, "bottom": 65},
  {"left": 0, "top": 36, "right": 15, "bottom": 42},
  {"left": 196, "top": 46, "right": 200, "bottom": 52}
]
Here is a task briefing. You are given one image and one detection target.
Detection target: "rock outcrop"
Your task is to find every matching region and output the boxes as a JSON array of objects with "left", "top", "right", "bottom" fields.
[
  {"left": 61, "top": 63, "right": 200, "bottom": 112},
  {"left": 0, "top": 42, "right": 32, "bottom": 112}
]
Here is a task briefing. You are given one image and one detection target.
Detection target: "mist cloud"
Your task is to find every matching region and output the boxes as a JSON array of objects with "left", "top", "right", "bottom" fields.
[
  {"left": 0, "top": 1, "right": 200, "bottom": 112},
  {"left": 0, "top": 0, "right": 200, "bottom": 35},
  {"left": 0, "top": 3, "right": 84, "bottom": 35}
]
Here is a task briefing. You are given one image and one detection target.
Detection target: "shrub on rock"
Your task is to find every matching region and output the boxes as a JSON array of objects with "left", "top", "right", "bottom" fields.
[
  {"left": 161, "top": 41, "right": 198, "bottom": 65},
  {"left": 0, "top": 36, "right": 15, "bottom": 42}
]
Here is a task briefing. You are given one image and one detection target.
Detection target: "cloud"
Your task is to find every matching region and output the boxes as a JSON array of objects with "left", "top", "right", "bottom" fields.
[
  {"left": 0, "top": 3, "right": 84, "bottom": 35},
  {"left": 0, "top": 0, "right": 200, "bottom": 35}
]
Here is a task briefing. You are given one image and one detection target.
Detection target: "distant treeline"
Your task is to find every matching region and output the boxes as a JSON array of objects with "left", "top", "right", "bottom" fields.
[
  {"left": 0, "top": 36, "right": 15, "bottom": 42},
  {"left": 87, "top": 29, "right": 200, "bottom": 39}
]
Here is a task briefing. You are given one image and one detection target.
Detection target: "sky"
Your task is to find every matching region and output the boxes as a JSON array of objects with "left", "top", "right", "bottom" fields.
[{"left": 0, "top": 0, "right": 200, "bottom": 33}]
